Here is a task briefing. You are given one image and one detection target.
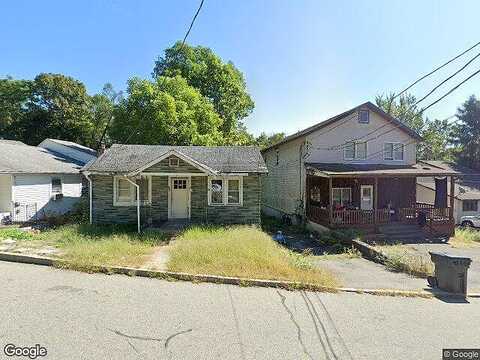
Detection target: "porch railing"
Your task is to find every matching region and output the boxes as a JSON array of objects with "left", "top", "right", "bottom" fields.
[{"left": 307, "top": 204, "right": 452, "bottom": 227}]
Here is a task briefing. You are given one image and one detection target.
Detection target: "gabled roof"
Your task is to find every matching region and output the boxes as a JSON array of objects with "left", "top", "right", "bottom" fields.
[
  {"left": 262, "top": 101, "right": 423, "bottom": 152},
  {"left": 0, "top": 140, "right": 86, "bottom": 174},
  {"left": 83, "top": 145, "right": 268, "bottom": 174}
]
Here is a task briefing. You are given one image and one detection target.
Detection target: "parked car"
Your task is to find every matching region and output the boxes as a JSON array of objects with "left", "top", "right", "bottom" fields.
[{"left": 460, "top": 215, "right": 480, "bottom": 228}]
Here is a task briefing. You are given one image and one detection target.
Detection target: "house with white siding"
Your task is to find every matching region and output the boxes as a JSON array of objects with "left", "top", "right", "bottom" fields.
[
  {"left": 261, "top": 102, "right": 459, "bottom": 237},
  {"left": 417, "top": 160, "right": 480, "bottom": 225},
  {"left": 0, "top": 139, "right": 96, "bottom": 223}
]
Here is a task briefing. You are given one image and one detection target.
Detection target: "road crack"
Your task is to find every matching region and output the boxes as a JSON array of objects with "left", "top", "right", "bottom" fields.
[
  {"left": 164, "top": 328, "right": 193, "bottom": 349},
  {"left": 276, "top": 290, "right": 314, "bottom": 360}
]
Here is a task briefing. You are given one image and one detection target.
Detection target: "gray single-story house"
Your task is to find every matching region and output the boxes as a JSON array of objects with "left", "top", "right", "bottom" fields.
[{"left": 82, "top": 145, "right": 268, "bottom": 231}]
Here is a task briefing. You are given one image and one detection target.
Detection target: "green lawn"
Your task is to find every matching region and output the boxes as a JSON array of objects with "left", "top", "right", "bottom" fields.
[
  {"left": 0, "top": 224, "right": 168, "bottom": 271},
  {"left": 167, "top": 225, "right": 339, "bottom": 287}
]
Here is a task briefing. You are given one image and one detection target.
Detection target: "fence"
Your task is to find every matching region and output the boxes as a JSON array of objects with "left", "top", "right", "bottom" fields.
[{"left": 10, "top": 202, "right": 38, "bottom": 223}]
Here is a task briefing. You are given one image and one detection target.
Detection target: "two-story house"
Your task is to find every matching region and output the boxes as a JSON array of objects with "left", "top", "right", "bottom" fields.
[{"left": 261, "top": 102, "right": 458, "bottom": 237}]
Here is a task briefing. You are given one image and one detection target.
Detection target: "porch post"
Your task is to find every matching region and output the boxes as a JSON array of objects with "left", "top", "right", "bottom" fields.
[
  {"left": 328, "top": 177, "right": 333, "bottom": 225},
  {"left": 374, "top": 177, "right": 378, "bottom": 227},
  {"left": 449, "top": 176, "right": 455, "bottom": 221}
]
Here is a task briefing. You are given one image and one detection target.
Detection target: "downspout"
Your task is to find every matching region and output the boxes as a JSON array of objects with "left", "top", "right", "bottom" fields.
[
  {"left": 84, "top": 173, "right": 93, "bottom": 225},
  {"left": 124, "top": 176, "right": 140, "bottom": 234}
]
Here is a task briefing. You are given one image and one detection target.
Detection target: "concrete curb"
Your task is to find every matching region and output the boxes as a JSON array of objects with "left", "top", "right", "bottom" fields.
[
  {"left": 351, "top": 238, "right": 388, "bottom": 264},
  {"left": 0, "top": 251, "right": 477, "bottom": 299}
]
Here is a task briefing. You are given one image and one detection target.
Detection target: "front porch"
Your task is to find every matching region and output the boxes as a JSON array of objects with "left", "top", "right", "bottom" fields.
[{"left": 305, "top": 163, "right": 459, "bottom": 236}]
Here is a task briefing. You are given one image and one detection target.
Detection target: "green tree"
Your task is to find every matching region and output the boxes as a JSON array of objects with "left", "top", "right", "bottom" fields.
[
  {"left": 16, "top": 73, "right": 94, "bottom": 146},
  {"left": 451, "top": 95, "right": 480, "bottom": 169},
  {"left": 153, "top": 42, "right": 254, "bottom": 139},
  {"left": 0, "top": 77, "right": 32, "bottom": 139},
  {"left": 420, "top": 118, "right": 453, "bottom": 161},
  {"left": 255, "top": 132, "right": 285, "bottom": 149},
  {"left": 109, "top": 76, "right": 223, "bottom": 145},
  {"left": 90, "top": 83, "right": 123, "bottom": 148},
  {"left": 375, "top": 92, "right": 425, "bottom": 133}
]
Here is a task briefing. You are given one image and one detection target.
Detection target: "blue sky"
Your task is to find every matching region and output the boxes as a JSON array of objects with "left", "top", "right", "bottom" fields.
[{"left": 1, "top": 0, "right": 479, "bottom": 136}]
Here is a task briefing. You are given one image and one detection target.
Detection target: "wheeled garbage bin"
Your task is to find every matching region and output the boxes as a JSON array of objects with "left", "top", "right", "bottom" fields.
[{"left": 429, "top": 252, "right": 472, "bottom": 296}]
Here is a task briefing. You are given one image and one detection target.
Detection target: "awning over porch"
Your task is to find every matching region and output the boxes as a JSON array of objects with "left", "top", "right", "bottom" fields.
[{"left": 305, "top": 163, "right": 460, "bottom": 178}]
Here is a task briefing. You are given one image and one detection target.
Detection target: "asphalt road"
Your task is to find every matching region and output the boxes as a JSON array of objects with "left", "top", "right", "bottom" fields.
[{"left": 0, "top": 261, "right": 479, "bottom": 360}]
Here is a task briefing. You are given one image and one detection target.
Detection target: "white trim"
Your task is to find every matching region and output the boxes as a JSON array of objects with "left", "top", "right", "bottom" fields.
[
  {"left": 113, "top": 175, "right": 152, "bottom": 206},
  {"left": 129, "top": 149, "right": 217, "bottom": 176},
  {"left": 84, "top": 173, "right": 93, "bottom": 224},
  {"left": 124, "top": 177, "right": 141, "bottom": 233},
  {"left": 384, "top": 142, "right": 405, "bottom": 161},
  {"left": 332, "top": 187, "right": 352, "bottom": 206},
  {"left": 344, "top": 141, "right": 367, "bottom": 160},
  {"left": 169, "top": 157, "right": 179, "bottom": 167},
  {"left": 168, "top": 176, "right": 191, "bottom": 219},
  {"left": 207, "top": 176, "right": 244, "bottom": 206},
  {"left": 140, "top": 172, "right": 208, "bottom": 177},
  {"left": 360, "top": 185, "right": 374, "bottom": 210}
]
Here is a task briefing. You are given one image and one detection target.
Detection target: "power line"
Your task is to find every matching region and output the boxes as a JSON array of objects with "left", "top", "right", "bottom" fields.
[
  {"left": 414, "top": 51, "right": 480, "bottom": 106},
  {"left": 181, "top": 0, "right": 205, "bottom": 48},
  {"left": 394, "top": 40, "right": 480, "bottom": 99},
  {"left": 121, "top": 0, "right": 206, "bottom": 145},
  {"left": 417, "top": 68, "right": 480, "bottom": 114}
]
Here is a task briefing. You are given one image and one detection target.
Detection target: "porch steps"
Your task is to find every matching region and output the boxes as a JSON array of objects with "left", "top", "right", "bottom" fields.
[{"left": 378, "top": 224, "right": 430, "bottom": 244}]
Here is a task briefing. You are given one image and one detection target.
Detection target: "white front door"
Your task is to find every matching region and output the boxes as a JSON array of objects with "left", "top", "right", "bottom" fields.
[
  {"left": 170, "top": 177, "right": 190, "bottom": 219},
  {"left": 360, "top": 185, "right": 374, "bottom": 210}
]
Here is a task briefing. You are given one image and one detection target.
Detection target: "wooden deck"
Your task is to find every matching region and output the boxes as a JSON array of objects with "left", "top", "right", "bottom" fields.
[{"left": 307, "top": 202, "right": 454, "bottom": 236}]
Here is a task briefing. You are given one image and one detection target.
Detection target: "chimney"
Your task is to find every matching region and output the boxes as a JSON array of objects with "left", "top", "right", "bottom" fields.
[{"left": 99, "top": 143, "right": 106, "bottom": 155}]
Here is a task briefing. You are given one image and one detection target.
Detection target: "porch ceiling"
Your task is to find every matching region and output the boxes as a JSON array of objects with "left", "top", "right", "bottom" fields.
[{"left": 305, "top": 163, "right": 461, "bottom": 178}]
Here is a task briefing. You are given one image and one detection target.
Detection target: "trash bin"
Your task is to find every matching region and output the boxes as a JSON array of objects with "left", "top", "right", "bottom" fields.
[{"left": 429, "top": 252, "right": 472, "bottom": 296}]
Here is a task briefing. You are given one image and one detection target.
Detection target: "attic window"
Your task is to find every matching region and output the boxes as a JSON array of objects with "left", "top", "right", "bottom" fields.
[
  {"left": 358, "top": 110, "right": 370, "bottom": 124},
  {"left": 169, "top": 157, "right": 179, "bottom": 167}
]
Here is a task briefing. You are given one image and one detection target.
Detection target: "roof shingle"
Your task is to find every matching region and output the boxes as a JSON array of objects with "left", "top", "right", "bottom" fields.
[{"left": 83, "top": 145, "right": 268, "bottom": 174}]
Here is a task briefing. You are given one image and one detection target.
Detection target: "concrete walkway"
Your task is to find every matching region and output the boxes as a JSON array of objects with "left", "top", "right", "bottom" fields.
[{"left": 314, "top": 257, "right": 428, "bottom": 290}]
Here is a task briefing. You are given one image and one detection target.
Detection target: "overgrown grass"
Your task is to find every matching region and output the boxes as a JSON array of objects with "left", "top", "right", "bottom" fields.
[
  {"left": 449, "top": 228, "right": 480, "bottom": 248},
  {"left": 380, "top": 245, "right": 434, "bottom": 278},
  {"left": 0, "top": 228, "right": 33, "bottom": 240},
  {"left": 167, "top": 225, "right": 339, "bottom": 287},
  {"left": 2, "top": 224, "right": 168, "bottom": 271}
]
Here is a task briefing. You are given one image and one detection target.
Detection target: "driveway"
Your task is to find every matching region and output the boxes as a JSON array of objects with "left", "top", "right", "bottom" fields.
[
  {"left": 314, "top": 257, "right": 427, "bottom": 290},
  {"left": 405, "top": 243, "right": 480, "bottom": 292},
  {"left": 1, "top": 261, "right": 479, "bottom": 360}
]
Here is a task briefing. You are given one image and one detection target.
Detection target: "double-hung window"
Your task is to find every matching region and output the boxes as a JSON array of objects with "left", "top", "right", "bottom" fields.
[
  {"left": 384, "top": 143, "right": 404, "bottom": 160},
  {"left": 208, "top": 177, "right": 243, "bottom": 206},
  {"left": 114, "top": 176, "right": 151, "bottom": 206},
  {"left": 332, "top": 188, "right": 352, "bottom": 207},
  {"left": 344, "top": 142, "right": 367, "bottom": 160}
]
